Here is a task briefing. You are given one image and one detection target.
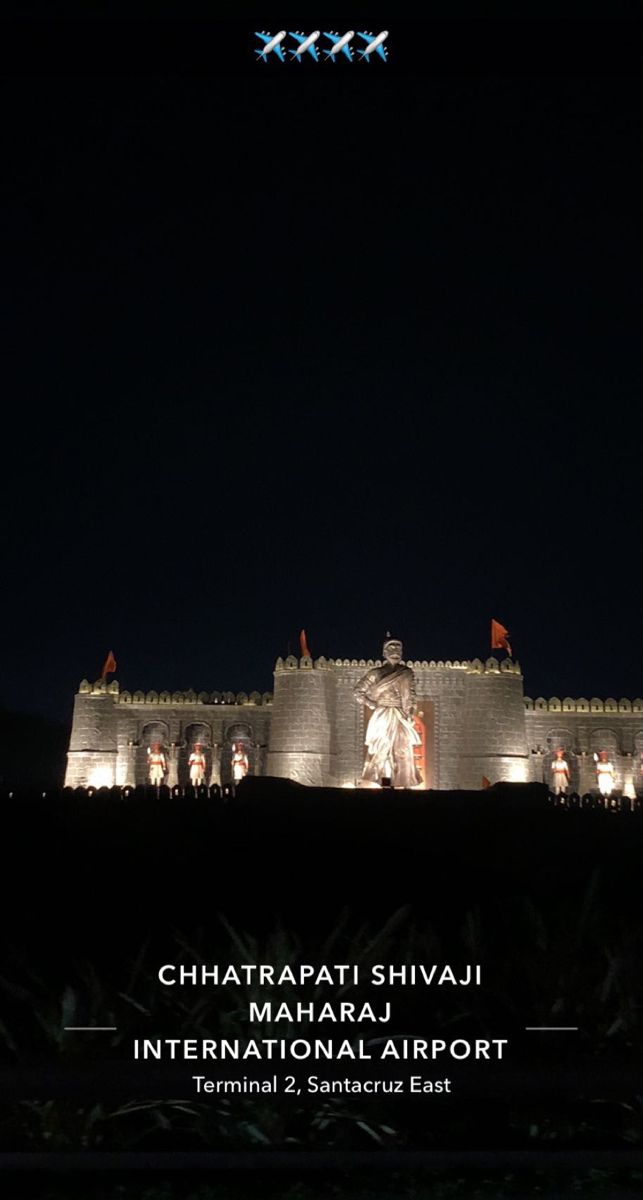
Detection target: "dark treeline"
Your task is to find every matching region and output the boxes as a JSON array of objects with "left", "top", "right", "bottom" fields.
[{"left": 0, "top": 706, "right": 67, "bottom": 789}]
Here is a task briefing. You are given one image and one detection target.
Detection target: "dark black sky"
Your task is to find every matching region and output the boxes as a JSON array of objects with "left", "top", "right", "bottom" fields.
[{"left": 1, "top": 19, "right": 641, "bottom": 725}]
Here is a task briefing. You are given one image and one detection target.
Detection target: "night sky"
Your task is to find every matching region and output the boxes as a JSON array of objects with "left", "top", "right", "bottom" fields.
[{"left": 1, "top": 18, "right": 641, "bottom": 728}]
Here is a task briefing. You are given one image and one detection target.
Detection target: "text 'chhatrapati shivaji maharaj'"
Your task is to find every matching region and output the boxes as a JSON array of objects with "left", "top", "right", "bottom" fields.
[{"left": 157, "top": 963, "right": 482, "bottom": 987}]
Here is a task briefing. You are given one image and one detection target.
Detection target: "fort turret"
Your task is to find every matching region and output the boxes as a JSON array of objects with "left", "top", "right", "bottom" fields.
[
  {"left": 266, "top": 655, "right": 337, "bottom": 786},
  {"left": 457, "top": 658, "right": 530, "bottom": 789},
  {"left": 65, "top": 678, "right": 119, "bottom": 788}
]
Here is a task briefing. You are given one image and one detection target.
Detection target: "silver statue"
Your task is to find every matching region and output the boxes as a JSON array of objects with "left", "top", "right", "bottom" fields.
[{"left": 354, "top": 636, "right": 422, "bottom": 788}]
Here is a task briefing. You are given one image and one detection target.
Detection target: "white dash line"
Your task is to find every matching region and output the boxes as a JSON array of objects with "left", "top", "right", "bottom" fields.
[
  {"left": 64, "top": 1026, "right": 118, "bottom": 1031},
  {"left": 524, "top": 1026, "right": 579, "bottom": 1031}
]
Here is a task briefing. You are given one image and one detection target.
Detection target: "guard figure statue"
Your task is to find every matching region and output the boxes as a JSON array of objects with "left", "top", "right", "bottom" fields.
[
  {"left": 551, "top": 747, "right": 570, "bottom": 795},
  {"left": 231, "top": 742, "right": 249, "bottom": 783},
  {"left": 594, "top": 750, "right": 615, "bottom": 797},
  {"left": 147, "top": 742, "right": 167, "bottom": 786},
  {"left": 188, "top": 742, "right": 207, "bottom": 786}
]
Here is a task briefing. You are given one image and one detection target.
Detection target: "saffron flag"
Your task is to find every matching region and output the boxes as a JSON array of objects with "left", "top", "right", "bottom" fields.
[
  {"left": 299, "top": 629, "right": 311, "bottom": 659},
  {"left": 490, "top": 619, "right": 512, "bottom": 656},
  {"left": 101, "top": 650, "right": 117, "bottom": 678},
  {"left": 482, "top": 776, "right": 491, "bottom": 790}
]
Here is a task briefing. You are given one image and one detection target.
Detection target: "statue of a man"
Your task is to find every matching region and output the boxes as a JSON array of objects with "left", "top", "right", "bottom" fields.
[
  {"left": 594, "top": 750, "right": 615, "bottom": 797},
  {"left": 147, "top": 742, "right": 167, "bottom": 786},
  {"left": 354, "top": 636, "right": 422, "bottom": 788},
  {"left": 231, "top": 742, "right": 249, "bottom": 783},
  {"left": 550, "top": 747, "right": 570, "bottom": 795},
  {"left": 188, "top": 742, "right": 207, "bottom": 786}
]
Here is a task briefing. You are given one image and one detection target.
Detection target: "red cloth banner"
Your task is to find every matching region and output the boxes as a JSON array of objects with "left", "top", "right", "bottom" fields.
[
  {"left": 101, "top": 650, "right": 117, "bottom": 678},
  {"left": 490, "top": 619, "right": 512, "bottom": 656}
]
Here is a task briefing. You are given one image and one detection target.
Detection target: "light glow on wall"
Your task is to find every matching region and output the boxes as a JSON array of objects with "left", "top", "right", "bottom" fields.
[
  {"left": 88, "top": 766, "right": 115, "bottom": 788},
  {"left": 505, "top": 760, "right": 530, "bottom": 783}
]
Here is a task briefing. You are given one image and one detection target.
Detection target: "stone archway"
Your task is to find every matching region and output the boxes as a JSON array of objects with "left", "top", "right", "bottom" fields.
[
  {"left": 544, "top": 727, "right": 577, "bottom": 792},
  {"left": 138, "top": 721, "right": 170, "bottom": 785},
  {"left": 181, "top": 722, "right": 213, "bottom": 787}
]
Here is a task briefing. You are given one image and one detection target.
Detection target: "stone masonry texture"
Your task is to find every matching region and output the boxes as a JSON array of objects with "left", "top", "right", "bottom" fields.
[{"left": 65, "top": 658, "right": 643, "bottom": 794}]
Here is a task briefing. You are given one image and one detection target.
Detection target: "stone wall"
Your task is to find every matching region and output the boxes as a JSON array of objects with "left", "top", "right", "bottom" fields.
[
  {"left": 267, "top": 654, "right": 529, "bottom": 790},
  {"left": 524, "top": 695, "right": 643, "bottom": 796},
  {"left": 65, "top": 678, "right": 273, "bottom": 788},
  {"left": 65, "top": 662, "right": 643, "bottom": 795},
  {"left": 266, "top": 656, "right": 336, "bottom": 786},
  {"left": 458, "top": 658, "right": 529, "bottom": 789},
  {"left": 66, "top": 688, "right": 119, "bottom": 788}
]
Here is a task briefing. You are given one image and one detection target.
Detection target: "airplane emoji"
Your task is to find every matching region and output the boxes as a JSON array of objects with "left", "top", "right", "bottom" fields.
[
  {"left": 290, "top": 31, "right": 321, "bottom": 61},
  {"left": 357, "top": 31, "right": 389, "bottom": 62},
  {"left": 254, "top": 31, "right": 287, "bottom": 61},
  {"left": 323, "top": 31, "right": 355, "bottom": 62}
]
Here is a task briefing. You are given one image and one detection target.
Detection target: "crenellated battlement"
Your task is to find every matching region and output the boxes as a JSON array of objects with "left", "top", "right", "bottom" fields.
[
  {"left": 77, "top": 680, "right": 273, "bottom": 706},
  {"left": 274, "top": 655, "right": 522, "bottom": 676},
  {"left": 524, "top": 696, "right": 643, "bottom": 715}
]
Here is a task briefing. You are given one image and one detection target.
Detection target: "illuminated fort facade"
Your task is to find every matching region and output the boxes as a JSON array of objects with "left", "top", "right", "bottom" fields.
[{"left": 65, "top": 653, "right": 643, "bottom": 796}]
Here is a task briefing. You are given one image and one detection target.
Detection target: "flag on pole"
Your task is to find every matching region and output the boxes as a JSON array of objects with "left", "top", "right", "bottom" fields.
[
  {"left": 490, "top": 619, "right": 512, "bottom": 656},
  {"left": 300, "top": 629, "right": 311, "bottom": 659},
  {"left": 482, "top": 776, "right": 491, "bottom": 790},
  {"left": 101, "top": 650, "right": 117, "bottom": 678}
]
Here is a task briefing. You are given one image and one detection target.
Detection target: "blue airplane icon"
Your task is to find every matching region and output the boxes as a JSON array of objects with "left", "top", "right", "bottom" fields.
[
  {"left": 357, "top": 30, "right": 389, "bottom": 62},
  {"left": 254, "top": 31, "right": 287, "bottom": 62},
  {"left": 289, "top": 31, "right": 321, "bottom": 61},
  {"left": 323, "top": 31, "right": 354, "bottom": 62}
]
